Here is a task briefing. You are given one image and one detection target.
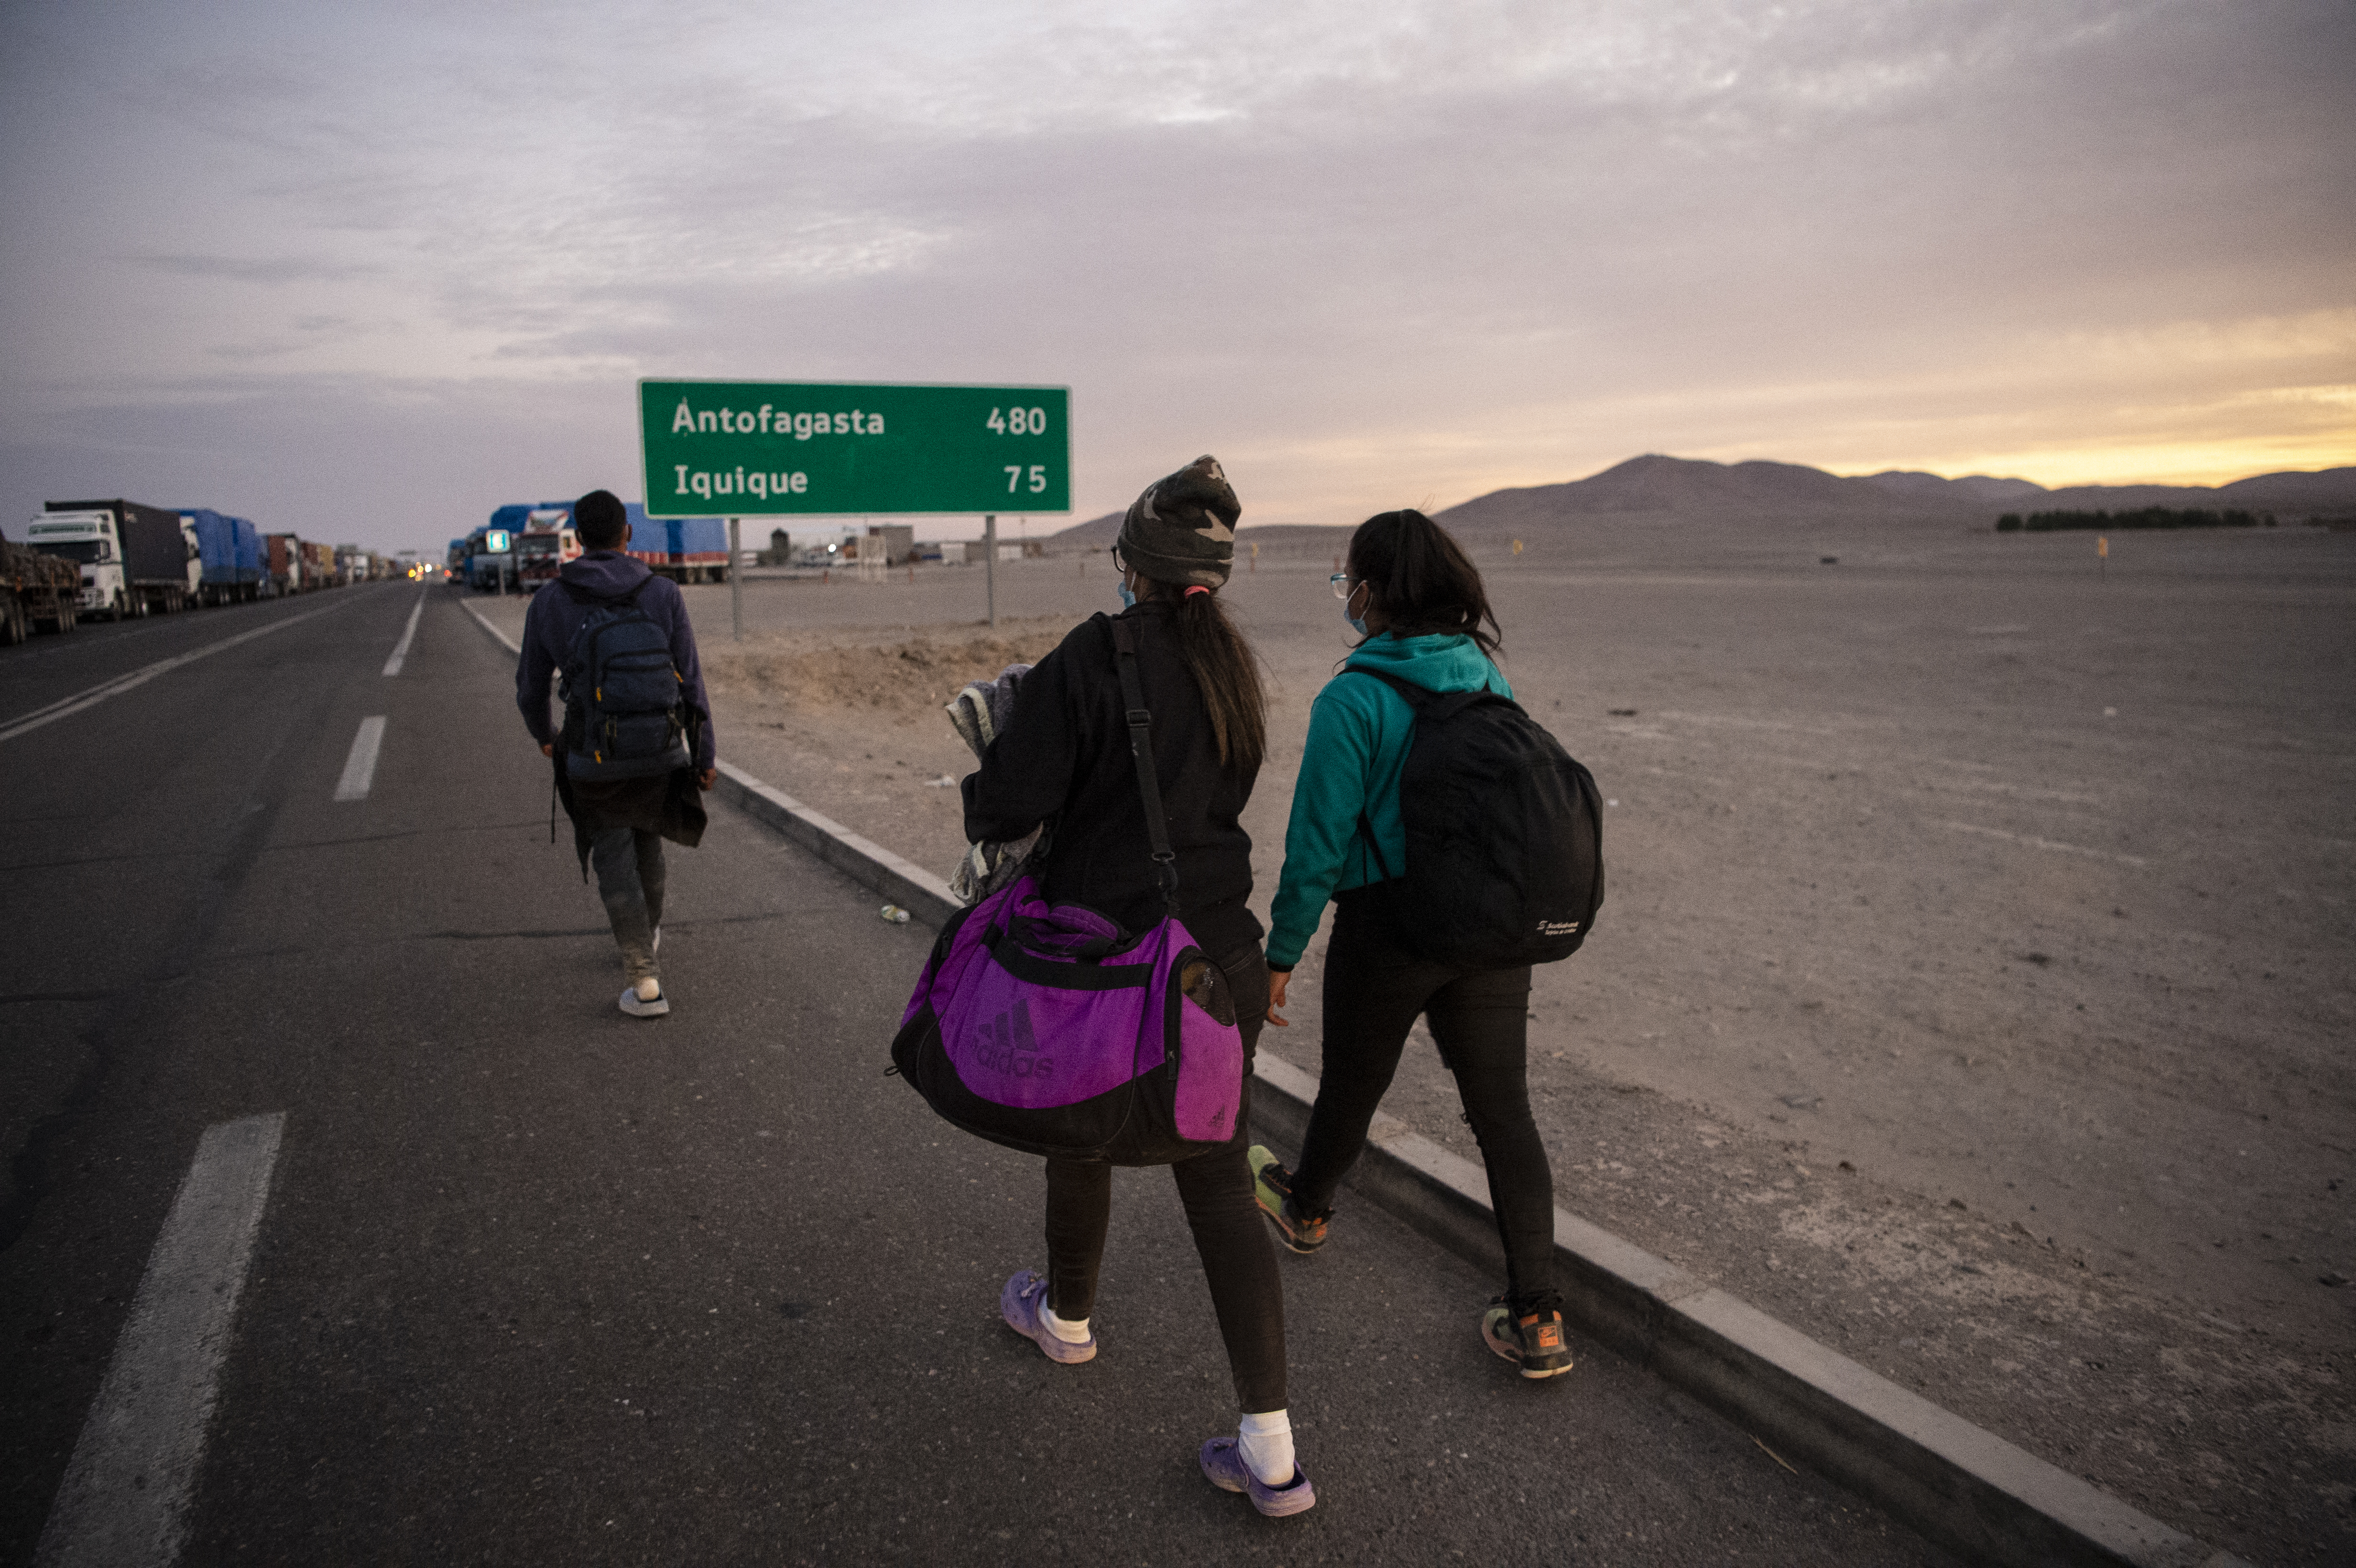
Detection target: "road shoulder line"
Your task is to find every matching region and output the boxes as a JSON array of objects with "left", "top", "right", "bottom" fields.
[
  {"left": 35, "top": 1113, "right": 286, "bottom": 1568},
  {"left": 335, "top": 716, "right": 387, "bottom": 802},
  {"left": 382, "top": 590, "right": 427, "bottom": 676},
  {"left": 699, "top": 760, "right": 2246, "bottom": 1568},
  {"left": 460, "top": 598, "right": 521, "bottom": 655}
]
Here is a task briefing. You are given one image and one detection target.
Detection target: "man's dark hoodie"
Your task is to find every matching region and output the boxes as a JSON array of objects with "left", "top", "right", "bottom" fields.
[
  {"left": 517, "top": 550, "right": 715, "bottom": 867},
  {"left": 516, "top": 550, "right": 715, "bottom": 770}
]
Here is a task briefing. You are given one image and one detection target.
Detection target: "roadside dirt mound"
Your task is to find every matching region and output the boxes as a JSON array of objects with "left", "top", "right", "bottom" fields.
[{"left": 700, "top": 619, "right": 1069, "bottom": 718}]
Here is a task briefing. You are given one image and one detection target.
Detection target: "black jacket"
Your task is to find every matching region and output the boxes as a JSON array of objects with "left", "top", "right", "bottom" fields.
[{"left": 963, "top": 601, "right": 1261, "bottom": 949}]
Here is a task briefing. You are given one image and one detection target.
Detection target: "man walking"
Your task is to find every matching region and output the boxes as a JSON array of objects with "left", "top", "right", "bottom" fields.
[{"left": 516, "top": 490, "right": 716, "bottom": 1017}]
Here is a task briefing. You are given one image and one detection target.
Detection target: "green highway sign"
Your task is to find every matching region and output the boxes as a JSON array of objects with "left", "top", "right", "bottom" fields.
[{"left": 638, "top": 379, "right": 1070, "bottom": 518}]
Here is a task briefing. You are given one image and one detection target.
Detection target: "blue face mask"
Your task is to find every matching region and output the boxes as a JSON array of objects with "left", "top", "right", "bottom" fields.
[
  {"left": 1117, "top": 578, "right": 1136, "bottom": 610},
  {"left": 1343, "top": 587, "right": 1368, "bottom": 637}
]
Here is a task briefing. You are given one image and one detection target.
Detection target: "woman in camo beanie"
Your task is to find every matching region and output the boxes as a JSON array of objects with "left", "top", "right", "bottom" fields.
[{"left": 1113, "top": 454, "right": 1239, "bottom": 589}]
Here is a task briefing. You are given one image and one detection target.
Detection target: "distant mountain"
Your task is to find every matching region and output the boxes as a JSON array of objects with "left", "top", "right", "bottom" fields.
[
  {"left": 1041, "top": 511, "right": 1353, "bottom": 555},
  {"left": 1864, "top": 470, "right": 2047, "bottom": 503},
  {"left": 1432, "top": 454, "right": 1969, "bottom": 539},
  {"left": 1043, "top": 510, "right": 1124, "bottom": 549},
  {"left": 1434, "top": 455, "right": 2356, "bottom": 538},
  {"left": 1044, "top": 457, "right": 2356, "bottom": 552},
  {"left": 2028, "top": 468, "right": 2356, "bottom": 514}
]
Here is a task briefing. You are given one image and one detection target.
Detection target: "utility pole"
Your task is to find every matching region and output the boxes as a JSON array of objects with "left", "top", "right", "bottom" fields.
[
  {"left": 728, "top": 516, "right": 743, "bottom": 641},
  {"left": 984, "top": 513, "right": 997, "bottom": 627}
]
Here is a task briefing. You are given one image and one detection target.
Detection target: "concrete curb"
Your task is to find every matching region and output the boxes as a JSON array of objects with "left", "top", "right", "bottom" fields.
[
  {"left": 470, "top": 602, "right": 2244, "bottom": 1568},
  {"left": 690, "top": 769, "right": 2245, "bottom": 1568},
  {"left": 709, "top": 762, "right": 961, "bottom": 921},
  {"left": 459, "top": 597, "right": 522, "bottom": 655}
]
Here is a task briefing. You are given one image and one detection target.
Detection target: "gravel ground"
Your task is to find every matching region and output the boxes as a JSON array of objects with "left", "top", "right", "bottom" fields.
[{"left": 481, "top": 521, "right": 2356, "bottom": 1562}]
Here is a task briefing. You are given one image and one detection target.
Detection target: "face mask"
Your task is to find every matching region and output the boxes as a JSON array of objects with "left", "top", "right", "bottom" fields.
[
  {"left": 1117, "top": 578, "right": 1136, "bottom": 610},
  {"left": 1343, "top": 586, "right": 1368, "bottom": 637}
]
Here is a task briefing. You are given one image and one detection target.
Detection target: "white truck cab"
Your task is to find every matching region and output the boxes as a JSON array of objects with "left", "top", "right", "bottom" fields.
[{"left": 25, "top": 512, "right": 125, "bottom": 617}]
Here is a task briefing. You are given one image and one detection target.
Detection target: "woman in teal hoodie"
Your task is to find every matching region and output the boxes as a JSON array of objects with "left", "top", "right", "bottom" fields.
[{"left": 1251, "top": 509, "right": 1572, "bottom": 1379}]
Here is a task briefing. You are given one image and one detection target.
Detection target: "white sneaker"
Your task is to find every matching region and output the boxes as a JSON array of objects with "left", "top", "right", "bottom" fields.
[{"left": 619, "top": 982, "right": 669, "bottom": 1018}]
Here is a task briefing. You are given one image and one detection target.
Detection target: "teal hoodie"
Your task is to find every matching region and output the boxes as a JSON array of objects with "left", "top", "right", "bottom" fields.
[{"left": 1265, "top": 632, "right": 1511, "bottom": 967}]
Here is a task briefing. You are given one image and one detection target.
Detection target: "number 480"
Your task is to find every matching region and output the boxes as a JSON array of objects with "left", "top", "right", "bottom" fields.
[{"left": 987, "top": 406, "right": 1048, "bottom": 435}]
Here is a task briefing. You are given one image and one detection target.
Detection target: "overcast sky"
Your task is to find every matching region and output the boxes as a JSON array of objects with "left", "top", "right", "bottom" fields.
[{"left": 1, "top": 0, "right": 2349, "bottom": 551}]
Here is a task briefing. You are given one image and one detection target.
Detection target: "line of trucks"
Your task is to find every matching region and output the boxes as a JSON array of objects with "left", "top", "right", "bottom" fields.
[
  {"left": 449, "top": 502, "right": 729, "bottom": 593},
  {"left": 1, "top": 500, "right": 411, "bottom": 646}
]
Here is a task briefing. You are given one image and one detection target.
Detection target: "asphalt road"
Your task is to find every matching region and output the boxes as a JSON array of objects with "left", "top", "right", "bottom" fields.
[{"left": 0, "top": 585, "right": 1955, "bottom": 1566}]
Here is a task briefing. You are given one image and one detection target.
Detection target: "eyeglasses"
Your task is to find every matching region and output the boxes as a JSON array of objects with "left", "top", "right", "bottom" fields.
[{"left": 1330, "top": 572, "right": 1352, "bottom": 599}]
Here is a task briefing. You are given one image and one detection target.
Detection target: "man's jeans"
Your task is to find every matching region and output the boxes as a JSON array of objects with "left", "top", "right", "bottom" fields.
[{"left": 590, "top": 828, "right": 666, "bottom": 984}]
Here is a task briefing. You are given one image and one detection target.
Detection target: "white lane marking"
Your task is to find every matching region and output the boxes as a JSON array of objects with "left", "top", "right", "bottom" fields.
[
  {"left": 334, "top": 716, "right": 387, "bottom": 802},
  {"left": 1940, "top": 820, "right": 2149, "bottom": 868},
  {"left": 461, "top": 599, "right": 521, "bottom": 655},
  {"left": 34, "top": 1113, "right": 286, "bottom": 1568},
  {"left": 0, "top": 600, "right": 354, "bottom": 747},
  {"left": 381, "top": 591, "right": 427, "bottom": 676}
]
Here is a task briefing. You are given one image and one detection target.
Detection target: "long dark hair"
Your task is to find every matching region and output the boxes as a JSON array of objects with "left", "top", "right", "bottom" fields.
[
  {"left": 1144, "top": 579, "right": 1267, "bottom": 775},
  {"left": 1347, "top": 509, "right": 1502, "bottom": 662}
]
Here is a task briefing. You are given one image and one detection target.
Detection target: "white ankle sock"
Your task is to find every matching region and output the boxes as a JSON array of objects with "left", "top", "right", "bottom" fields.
[
  {"left": 633, "top": 977, "right": 660, "bottom": 1001},
  {"left": 1238, "top": 1409, "right": 1295, "bottom": 1486},
  {"left": 1038, "top": 1295, "right": 1090, "bottom": 1344}
]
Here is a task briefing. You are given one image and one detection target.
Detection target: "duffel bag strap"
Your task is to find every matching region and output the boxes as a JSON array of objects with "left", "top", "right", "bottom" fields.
[{"left": 1109, "top": 618, "right": 1180, "bottom": 917}]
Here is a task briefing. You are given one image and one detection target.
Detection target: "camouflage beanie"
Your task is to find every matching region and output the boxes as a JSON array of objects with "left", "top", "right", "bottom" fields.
[{"left": 1115, "top": 455, "right": 1238, "bottom": 589}]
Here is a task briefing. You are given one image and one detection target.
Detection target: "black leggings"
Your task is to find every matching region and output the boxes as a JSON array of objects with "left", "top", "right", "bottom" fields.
[
  {"left": 1044, "top": 942, "right": 1285, "bottom": 1414},
  {"left": 1292, "top": 890, "right": 1557, "bottom": 1307}
]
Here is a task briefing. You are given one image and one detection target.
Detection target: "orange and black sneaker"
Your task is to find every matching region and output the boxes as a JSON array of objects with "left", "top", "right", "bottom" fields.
[
  {"left": 1247, "top": 1144, "right": 1330, "bottom": 1255},
  {"left": 1483, "top": 1294, "right": 1574, "bottom": 1379}
]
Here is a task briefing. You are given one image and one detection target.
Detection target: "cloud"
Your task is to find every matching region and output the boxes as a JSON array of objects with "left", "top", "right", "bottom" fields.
[
  {"left": 129, "top": 255, "right": 386, "bottom": 284},
  {"left": 0, "top": 0, "right": 2349, "bottom": 549}
]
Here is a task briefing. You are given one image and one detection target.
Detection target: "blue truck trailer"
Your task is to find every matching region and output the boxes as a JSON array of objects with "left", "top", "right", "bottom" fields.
[
  {"left": 178, "top": 509, "right": 263, "bottom": 605},
  {"left": 468, "top": 502, "right": 577, "bottom": 593},
  {"left": 624, "top": 505, "right": 731, "bottom": 583}
]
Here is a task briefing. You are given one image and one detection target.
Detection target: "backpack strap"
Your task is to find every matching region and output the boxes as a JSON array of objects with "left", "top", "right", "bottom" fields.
[
  {"left": 1343, "top": 664, "right": 1488, "bottom": 723},
  {"left": 1339, "top": 664, "right": 1494, "bottom": 884},
  {"left": 1109, "top": 617, "right": 1180, "bottom": 917}
]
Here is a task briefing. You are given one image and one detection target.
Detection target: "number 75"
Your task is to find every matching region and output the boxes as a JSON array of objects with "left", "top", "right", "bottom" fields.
[{"left": 1004, "top": 465, "right": 1047, "bottom": 494}]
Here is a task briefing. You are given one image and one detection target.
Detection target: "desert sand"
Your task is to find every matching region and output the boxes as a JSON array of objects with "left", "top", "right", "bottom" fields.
[{"left": 480, "top": 520, "right": 2355, "bottom": 1561}]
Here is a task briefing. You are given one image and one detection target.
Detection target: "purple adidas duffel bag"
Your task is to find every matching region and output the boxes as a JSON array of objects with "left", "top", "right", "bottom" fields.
[{"left": 891, "top": 874, "right": 1245, "bottom": 1165}]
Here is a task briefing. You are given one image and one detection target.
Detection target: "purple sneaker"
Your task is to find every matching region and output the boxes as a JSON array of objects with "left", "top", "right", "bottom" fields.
[
  {"left": 1199, "top": 1436, "right": 1317, "bottom": 1517},
  {"left": 999, "top": 1269, "right": 1095, "bottom": 1364}
]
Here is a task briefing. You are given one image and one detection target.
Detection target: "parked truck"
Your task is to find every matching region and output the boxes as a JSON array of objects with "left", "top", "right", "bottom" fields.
[
  {"left": 624, "top": 504, "right": 731, "bottom": 583},
  {"left": 27, "top": 500, "right": 197, "bottom": 619},
  {"left": 300, "top": 539, "right": 338, "bottom": 588},
  {"left": 467, "top": 506, "right": 532, "bottom": 593},
  {"left": 265, "top": 533, "right": 307, "bottom": 595},
  {"left": 179, "top": 509, "right": 264, "bottom": 605},
  {"left": 0, "top": 535, "right": 80, "bottom": 643},
  {"left": 515, "top": 506, "right": 581, "bottom": 589}
]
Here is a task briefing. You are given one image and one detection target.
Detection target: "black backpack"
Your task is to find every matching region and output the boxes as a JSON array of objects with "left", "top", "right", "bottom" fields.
[
  {"left": 558, "top": 582, "right": 690, "bottom": 781},
  {"left": 1349, "top": 668, "right": 1604, "bottom": 969}
]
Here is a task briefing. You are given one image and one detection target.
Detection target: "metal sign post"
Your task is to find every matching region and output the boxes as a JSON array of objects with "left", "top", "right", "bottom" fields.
[
  {"left": 984, "top": 514, "right": 997, "bottom": 628},
  {"left": 729, "top": 516, "right": 743, "bottom": 640}
]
